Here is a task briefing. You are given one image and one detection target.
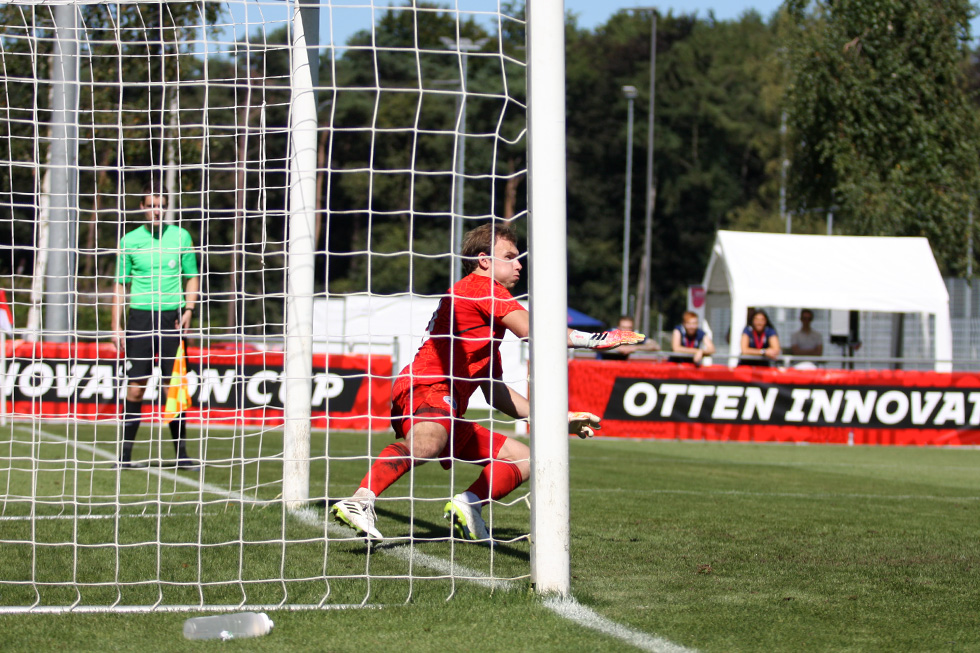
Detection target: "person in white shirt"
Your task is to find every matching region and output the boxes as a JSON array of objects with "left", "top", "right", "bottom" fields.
[{"left": 790, "top": 309, "right": 823, "bottom": 357}]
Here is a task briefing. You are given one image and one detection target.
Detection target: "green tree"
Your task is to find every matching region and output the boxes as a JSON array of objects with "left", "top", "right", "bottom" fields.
[
  {"left": 324, "top": 2, "right": 526, "bottom": 297},
  {"left": 785, "top": 0, "right": 980, "bottom": 274},
  {"left": 564, "top": 10, "right": 785, "bottom": 323}
]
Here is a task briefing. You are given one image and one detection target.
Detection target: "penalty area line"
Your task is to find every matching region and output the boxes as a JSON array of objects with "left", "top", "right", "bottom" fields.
[
  {"left": 293, "top": 509, "right": 694, "bottom": 653},
  {"left": 543, "top": 596, "right": 698, "bottom": 653},
  {"left": 29, "top": 425, "right": 694, "bottom": 649}
]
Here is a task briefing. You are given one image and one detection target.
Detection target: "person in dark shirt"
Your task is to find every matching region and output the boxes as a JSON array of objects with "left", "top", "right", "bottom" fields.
[
  {"left": 739, "top": 309, "right": 780, "bottom": 367},
  {"left": 670, "top": 311, "right": 714, "bottom": 366}
]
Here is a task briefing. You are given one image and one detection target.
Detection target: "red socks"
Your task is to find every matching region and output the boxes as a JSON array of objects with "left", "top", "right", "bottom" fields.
[
  {"left": 466, "top": 460, "right": 524, "bottom": 502},
  {"left": 359, "top": 442, "right": 525, "bottom": 502},
  {"left": 359, "top": 441, "right": 413, "bottom": 496}
]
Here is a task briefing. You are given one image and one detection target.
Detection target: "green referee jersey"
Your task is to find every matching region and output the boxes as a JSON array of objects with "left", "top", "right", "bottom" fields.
[{"left": 116, "top": 224, "right": 198, "bottom": 311}]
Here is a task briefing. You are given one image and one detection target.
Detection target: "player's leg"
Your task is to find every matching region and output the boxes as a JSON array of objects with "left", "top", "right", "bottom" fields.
[
  {"left": 332, "top": 382, "right": 452, "bottom": 540},
  {"left": 119, "top": 310, "right": 154, "bottom": 468},
  {"left": 443, "top": 424, "right": 527, "bottom": 542},
  {"left": 119, "top": 378, "right": 148, "bottom": 468}
]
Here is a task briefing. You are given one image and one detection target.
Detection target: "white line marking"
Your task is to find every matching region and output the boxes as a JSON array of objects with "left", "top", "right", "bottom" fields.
[
  {"left": 26, "top": 426, "right": 691, "bottom": 651},
  {"left": 288, "top": 507, "right": 519, "bottom": 591},
  {"left": 543, "top": 596, "right": 698, "bottom": 653},
  {"left": 28, "top": 426, "right": 270, "bottom": 505}
]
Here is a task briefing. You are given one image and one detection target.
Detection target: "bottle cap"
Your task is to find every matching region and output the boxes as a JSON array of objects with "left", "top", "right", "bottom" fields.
[{"left": 259, "top": 612, "right": 274, "bottom": 632}]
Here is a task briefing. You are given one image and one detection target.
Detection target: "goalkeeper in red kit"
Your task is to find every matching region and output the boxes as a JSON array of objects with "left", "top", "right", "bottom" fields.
[{"left": 331, "top": 223, "right": 642, "bottom": 542}]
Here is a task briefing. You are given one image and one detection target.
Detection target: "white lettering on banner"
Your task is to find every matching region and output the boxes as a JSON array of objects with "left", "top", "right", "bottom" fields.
[
  {"left": 246, "top": 370, "right": 278, "bottom": 405},
  {"left": 278, "top": 371, "right": 288, "bottom": 404},
  {"left": 19, "top": 362, "right": 54, "bottom": 398},
  {"left": 607, "top": 377, "right": 980, "bottom": 430},
  {"left": 969, "top": 392, "right": 980, "bottom": 425},
  {"left": 658, "top": 384, "right": 687, "bottom": 416},
  {"left": 910, "top": 391, "right": 942, "bottom": 425},
  {"left": 80, "top": 365, "right": 115, "bottom": 400},
  {"left": 841, "top": 390, "right": 876, "bottom": 423},
  {"left": 712, "top": 385, "right": 743, "bottom": 420},
  {"left": 623, "top": 382, "right": 658, "bottom": 417},
  {"left": 875, "top": 390, "right": 909, "bottom": 426},
  {"left": 785, "top": 388, "right": 811, "bottom": 422},
  {"left": 311, "top": 373, "right": 345, "bottom": 407},
  {"left": 935, "top": 393, "right": 966, "bottom": 425},
  {"left": 143, "top": 368, "right": 161, "bottom": 401},
  {"left": 742, "top": 386, "right": 777, "bottom": 420},
  {"left": 55, "top": 363, "right": 89, "bottom": 398},
  {"left": 808, "top": 389, "right": 843, "bottom": 423},
  {"left": 686, "top": 385, "right": 715, "bottom": 418},
  {"left": 2, "top": 362, "right": 20, "bottom": 397},
  {"left": 198, "top": 368, "right": 236, "bottom": 404}
]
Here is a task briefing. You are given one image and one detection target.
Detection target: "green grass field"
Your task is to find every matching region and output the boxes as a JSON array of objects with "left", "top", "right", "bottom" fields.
[{"left": 2, "top": 420, "right": 979, "bottom": 652}]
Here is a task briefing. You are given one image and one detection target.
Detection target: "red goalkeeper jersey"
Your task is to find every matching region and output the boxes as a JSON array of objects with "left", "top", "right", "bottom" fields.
[{"left": 404, "top": 272, "right": 526, "bottom": 412}]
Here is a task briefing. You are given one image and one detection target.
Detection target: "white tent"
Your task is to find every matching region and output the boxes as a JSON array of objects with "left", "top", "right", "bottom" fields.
[{"left": 702, "top": 231, "right": 953, "bottom": 372}]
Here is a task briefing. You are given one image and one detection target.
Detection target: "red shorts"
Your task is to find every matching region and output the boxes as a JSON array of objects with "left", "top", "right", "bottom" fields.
[{"left": 390, "top": 377, "right": 506, "bottom": 470}]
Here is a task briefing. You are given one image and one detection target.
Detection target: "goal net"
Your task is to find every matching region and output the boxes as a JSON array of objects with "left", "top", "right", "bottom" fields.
[{"left": 0, "top": 0, "right": 569, "bottom": 613}]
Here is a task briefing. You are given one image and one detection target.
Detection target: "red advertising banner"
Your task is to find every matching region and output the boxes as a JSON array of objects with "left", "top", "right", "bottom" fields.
[
  {"left": 569, "top": 359, "right": 980, "bottom": 446},
  {"left": 1, "top": 341, "right": 392, "bottom": 431}
]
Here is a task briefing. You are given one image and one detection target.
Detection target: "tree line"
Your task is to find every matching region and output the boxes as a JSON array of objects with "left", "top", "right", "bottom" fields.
[{"left": 0, "top": 0, "right": 977, "bottom": 334}]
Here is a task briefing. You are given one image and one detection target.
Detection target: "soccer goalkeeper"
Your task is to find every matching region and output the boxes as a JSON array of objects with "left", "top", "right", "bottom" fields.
[
  {"left": 111, "top": 181, "right": 199, "bottom": 470},
  {"left": 331, "top": 223, "right": 641, "bottom": 541}
]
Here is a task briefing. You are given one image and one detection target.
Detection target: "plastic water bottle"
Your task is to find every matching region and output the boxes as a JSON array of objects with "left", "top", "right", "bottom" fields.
[{"left": 182, "top": 611, "right": 274, "bottom": 641}]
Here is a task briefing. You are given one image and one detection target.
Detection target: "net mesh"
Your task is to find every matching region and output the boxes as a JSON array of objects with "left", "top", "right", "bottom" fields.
[{"left": 0, "top": 0, "right": 530, "bottom": 612}]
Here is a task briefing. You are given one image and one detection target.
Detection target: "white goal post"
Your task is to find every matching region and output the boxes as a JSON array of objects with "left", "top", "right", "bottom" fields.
[{"left": 0, "top": 0, "right": 569, "bottom": 612}]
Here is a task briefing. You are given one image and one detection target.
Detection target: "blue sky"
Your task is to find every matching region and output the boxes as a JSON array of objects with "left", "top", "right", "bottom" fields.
[
  {"left": 221, "top": 1, "right": 980, "bottom": 50},
  {"left": 564, "top": 0, "right": 784, "bottom": 28}
]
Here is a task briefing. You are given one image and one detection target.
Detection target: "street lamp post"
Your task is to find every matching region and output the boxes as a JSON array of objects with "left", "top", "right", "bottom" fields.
[
  {"left": 441, "top": 36, "right": 488, "bottom": 282},
  {"left": 621, "top": 85, "right": 638, "bottom": 316},
  {"left": 642, "top": 12, "right": 657, "bottom": 337}
]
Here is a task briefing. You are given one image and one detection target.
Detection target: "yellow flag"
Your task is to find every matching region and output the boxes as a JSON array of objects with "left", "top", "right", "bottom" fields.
[{"left": 164, "top": 341, "right": 191, "bottom": 423}]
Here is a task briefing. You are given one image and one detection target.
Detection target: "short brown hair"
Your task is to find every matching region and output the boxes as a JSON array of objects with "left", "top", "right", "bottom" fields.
[
  {"left": 461, "top": 223, "right": 518, "bottom": 275},
  {"left": 682, "top": 311, "right": 699, "bottom": 322},
  {"left": 140, "top": 180, "right": 168, "bottom": 205}
]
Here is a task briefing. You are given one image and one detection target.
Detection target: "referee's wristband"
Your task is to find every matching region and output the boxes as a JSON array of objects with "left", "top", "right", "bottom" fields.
[{"left": 183, "top": 306, "right": 195, "bottom": 315}]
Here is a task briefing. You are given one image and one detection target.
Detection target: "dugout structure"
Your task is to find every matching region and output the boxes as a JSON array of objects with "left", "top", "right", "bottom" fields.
[
  {"left": 703, "top": 230, "right": 954, "bottom": 372},
  {"left": 0, "top": 0, "right": 571, "bottom": 612}
]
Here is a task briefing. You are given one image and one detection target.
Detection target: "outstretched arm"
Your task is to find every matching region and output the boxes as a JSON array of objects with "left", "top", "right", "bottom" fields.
[
  {"left": 482, "top": 378, "right": 529, "bottom": 419},
  {"left": 567, "top": 328, "right": 644, "bottom": 350},
  {"left": 500, "top": 309, "right": 644, "bottom": 350}
]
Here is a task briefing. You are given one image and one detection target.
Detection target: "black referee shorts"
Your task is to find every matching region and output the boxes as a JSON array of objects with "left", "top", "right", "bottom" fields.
[{"left": 125, "top": 309, "right": 181, "bottom": 382}]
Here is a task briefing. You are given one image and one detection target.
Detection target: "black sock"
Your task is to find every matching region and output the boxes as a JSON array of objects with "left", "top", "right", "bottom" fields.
[
  {"left": 169, "top": 417, "right": 189, "bottom": 459},
  {"left": 121, "top": 399, "right": 142, "bottom": 462}
]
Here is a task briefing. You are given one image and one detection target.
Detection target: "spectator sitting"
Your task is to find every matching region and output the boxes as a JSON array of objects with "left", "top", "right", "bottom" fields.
[
  {"left": 597, "top": 315, "right": 660, "bottom": 360},
  {"left": 789, "top": 309, "right": 823, "bottom": 362},
  {"left": 669, "top": 311, "right": 714, "bottom": 366},
  {"left": 739, "top": 309, "right": 780, "bottom": 367}
]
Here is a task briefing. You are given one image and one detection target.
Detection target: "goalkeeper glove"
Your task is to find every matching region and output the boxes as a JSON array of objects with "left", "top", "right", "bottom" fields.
[
  {"left": 568, "top": 329, "right": 645, "bottom": 350},
  {"left": 568, "top": 411, "right": 601, "bottom": 439}
]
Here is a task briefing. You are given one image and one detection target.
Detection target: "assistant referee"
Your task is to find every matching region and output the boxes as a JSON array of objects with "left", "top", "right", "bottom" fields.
[{"left": 112, "top": 181, "right": 200, "bottom": 470}]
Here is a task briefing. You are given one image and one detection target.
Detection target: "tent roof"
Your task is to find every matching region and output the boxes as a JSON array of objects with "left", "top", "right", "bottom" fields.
[
  {"left": 704, "top": 231, "right": 949, "bottom": 315},
  {"left": 567, "top": 307, "right": 605, "bottom": 329}
]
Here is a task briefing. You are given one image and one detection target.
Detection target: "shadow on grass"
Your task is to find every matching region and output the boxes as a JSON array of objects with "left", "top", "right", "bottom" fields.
[{"left": 314, "top": 500, "right": 530, "bottom": 562}]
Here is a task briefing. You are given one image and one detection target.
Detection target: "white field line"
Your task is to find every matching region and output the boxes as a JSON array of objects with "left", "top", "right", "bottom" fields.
[
  {"left": 29, "top": 426, "right": 271, "bottom": 505},
  {"left": 0, "top": 512, "right": 220, "bottom": 521},
  {"left": 543, "top": 597, "right": 698, "bottom": 653},
  {"left": 28, "top": 426, "right": 692, "bottom": 652},
  {"left": 288, "top": 507, "right": 518, "bottom": 591}
]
